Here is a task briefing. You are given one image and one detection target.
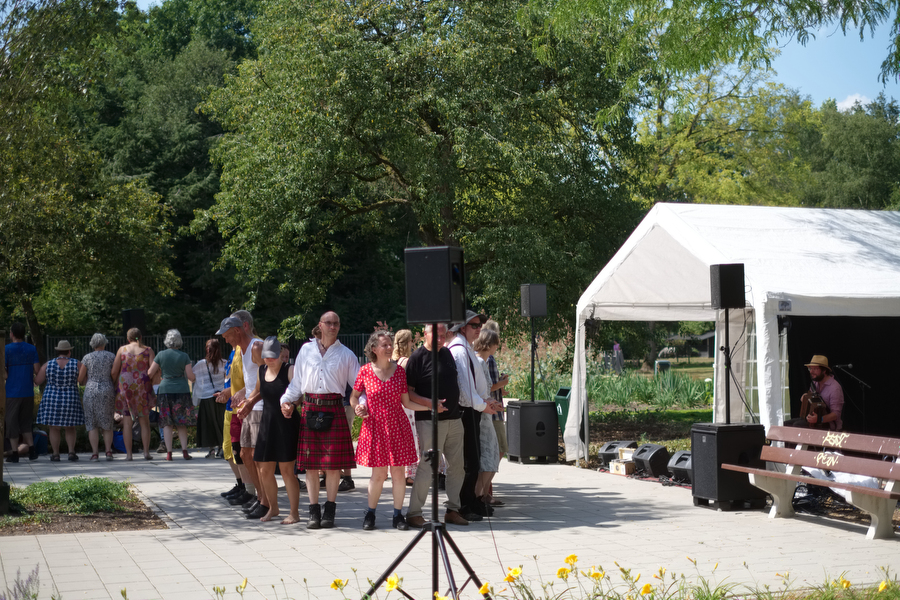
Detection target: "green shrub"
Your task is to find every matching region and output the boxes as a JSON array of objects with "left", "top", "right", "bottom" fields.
[{"left": 11, "top": 476, "right": 133, "bottom": 514}]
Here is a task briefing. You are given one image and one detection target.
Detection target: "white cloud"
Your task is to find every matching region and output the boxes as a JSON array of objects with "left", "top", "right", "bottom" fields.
[{"left": 837, "top": 93, "right": 870, "bottom": 111}]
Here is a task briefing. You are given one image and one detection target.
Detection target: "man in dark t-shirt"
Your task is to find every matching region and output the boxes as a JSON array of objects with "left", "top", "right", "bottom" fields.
[{"left": 405, "top": 323, "right": 469, "bottom": 527}]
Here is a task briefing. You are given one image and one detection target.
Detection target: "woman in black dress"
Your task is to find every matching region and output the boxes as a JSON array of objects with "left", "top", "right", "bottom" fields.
[{"left": 243, "top": 337, "right": 301, "bottom": 523}]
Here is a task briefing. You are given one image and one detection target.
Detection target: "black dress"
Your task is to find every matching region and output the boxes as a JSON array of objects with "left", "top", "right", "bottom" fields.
[{"left": 253, "top": 363, "right": 301, "bottom": 462}]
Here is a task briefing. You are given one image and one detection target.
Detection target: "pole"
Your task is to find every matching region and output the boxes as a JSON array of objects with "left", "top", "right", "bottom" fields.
[
  {"left": 530, "top": 316, "right": 535, "bottom": 403},
  {"left": 430, "top": 322, "right": 440, "bottom": 594},
  {"left": 723, "top": 309, "right": 731, "bottom": 424},
  {"left": 1, "top": 330, "right": 7, "bottom": 513}
]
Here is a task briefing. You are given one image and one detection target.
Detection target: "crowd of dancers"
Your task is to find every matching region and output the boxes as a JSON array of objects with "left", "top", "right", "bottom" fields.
[{"left": 4, "top": 308, "right": 509, "bottom": 530}]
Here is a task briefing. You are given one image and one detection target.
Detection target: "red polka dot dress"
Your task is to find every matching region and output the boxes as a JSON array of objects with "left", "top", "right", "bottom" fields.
[{"left": 353, "top": 363, "right": 417, "bottom": 467}]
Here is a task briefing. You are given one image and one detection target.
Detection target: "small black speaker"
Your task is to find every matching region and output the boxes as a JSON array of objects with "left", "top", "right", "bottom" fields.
[
  {"left": 405, "top": 247, "right": 466, "bottom": 324},
  {"left": 667, "top": 450, "right": 693, "bottom": 483},
  {"left": 520, "top": 284, "right": 547, "bottom": 318},
  {"left": 710, "top": 264, "right": 745, "bottom": 309},
  {"left": 597, "top": 440, "right": 637, "bottom": 467},
  {"left": 122, "top": 308, "right": 146, "bottom": 338},
  {"left": 691, "top": 423, "right": 766, "bottom": 506},
  {"left": 633, "top": 443, "right": 671, "bottom": 477},
  {"left": 507, "top": 401, "right": 558, "bottom": 464}
]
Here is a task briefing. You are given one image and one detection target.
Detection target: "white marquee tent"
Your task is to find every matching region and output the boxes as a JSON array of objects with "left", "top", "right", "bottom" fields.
[{"left": 564, "top": 203, "right": 900, "bottom": 461}]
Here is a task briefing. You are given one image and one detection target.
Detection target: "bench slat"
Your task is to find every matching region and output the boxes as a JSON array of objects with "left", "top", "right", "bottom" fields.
[
  {"left": 761, "top": 445, "right": 900, "bottom": 482},
  {"left": 768, "top": 426, "right": 900, "bottom": 457},
  {"left": 723, "top": 464, "right": 900, "bottom": 500}
]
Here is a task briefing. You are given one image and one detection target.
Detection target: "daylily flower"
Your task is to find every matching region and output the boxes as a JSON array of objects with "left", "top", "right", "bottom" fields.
[
  {"left": 565, "top": 554, "right": 578, "bottom": 566},
  {"left": 330, "top": 579, "right": 347, "bottom": 591},
  {"left": 386, "top": 574, "right": 401, "bottom": 592},
  {"left": 879, "top": 580, "right": 889, "bottom": 592},
  {"left": 479, "top": 582, "right": 490, "bottom": 595},
  {"left": 238, "top": 578, "right": 248, "bottom": 592},
  {"left": 557, "top": 567, "right": 571, "bottom": 580},
  {"left": 641, "top": 583, "right": 653, "bottom": 595}
]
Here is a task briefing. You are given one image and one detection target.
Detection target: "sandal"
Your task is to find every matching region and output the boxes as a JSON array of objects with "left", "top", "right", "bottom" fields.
[
  {"left": 106, "top": 451, "right": 114, "bottom": 461},
  {"left": 68, "top": 453, "right": 79, "bottom": 462},
  {"left": 144, "top": 453, "right": 153, "bottom": 460},
  {"left": 50, "top": 454, "right": 61, "bottom": 462},
  {"left": 89, "top": 454, "right": 99, "bottom": 462}
]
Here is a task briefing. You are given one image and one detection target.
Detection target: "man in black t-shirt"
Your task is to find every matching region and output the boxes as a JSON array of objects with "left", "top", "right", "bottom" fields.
[{"left": 405, "top": 323, "right": 469, "bottom": 527}]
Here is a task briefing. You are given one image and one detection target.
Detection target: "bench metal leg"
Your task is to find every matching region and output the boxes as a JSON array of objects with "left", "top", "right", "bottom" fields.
[
  {"left": 748, "top": 473, "right": 796, "bottom": 519},
  {"left": 847, "top": 491, "right": 897, "bottom": 540}
]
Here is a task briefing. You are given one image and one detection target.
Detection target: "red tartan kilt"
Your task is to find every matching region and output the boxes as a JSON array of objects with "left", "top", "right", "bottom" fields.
[{"left": 296, "top": 403, "right": 357, "bottom": 471}]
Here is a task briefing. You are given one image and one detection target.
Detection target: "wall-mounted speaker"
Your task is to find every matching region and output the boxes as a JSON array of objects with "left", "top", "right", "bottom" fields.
[
  {"left": 597, "top": 440, "right": 637, "bottom": 467},
  {"left": 405, "top": 247, "right": 466, "bottom": 324},
  {"left": 710, "top": 264, "right": 745, "bottom": 309},
  {"left": 122, "top": 308, "right": 146, "bottom": 338},
  {"left": 520, "top": 284, "right": 547, "bottom": 318},
  {"left": 667, "top": 450, "right": 693, "bottom": 483},
  {"left": 633, "top": 443, "right": 671, "bottom": 477}
]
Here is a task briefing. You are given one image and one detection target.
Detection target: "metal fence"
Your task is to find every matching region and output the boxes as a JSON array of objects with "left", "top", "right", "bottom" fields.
[{"left": 46, "top": 333, "right": 370, "bottom": 363}]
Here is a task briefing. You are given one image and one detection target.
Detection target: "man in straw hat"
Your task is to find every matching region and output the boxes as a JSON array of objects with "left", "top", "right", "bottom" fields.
[{"left": 787, "top": 355, "right": 844, "bottom": 431}]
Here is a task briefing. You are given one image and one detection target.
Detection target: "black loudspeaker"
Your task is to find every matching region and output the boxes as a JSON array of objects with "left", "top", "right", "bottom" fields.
[
  {"left": 633, "top": 443, "right": 670, "bottom": 477},
  {"left": 507, "top": 401, "right": 558, "bottom": 464},
  {"left": 710, "top": 264, "right": 745, "bottom": 309},
  {"left": 691, "top": 423, "right": 766, "bottom": 508},
  {"left": 520, "top": 284, "right": 547, "bottom": 317},
  {"left": 122, "top": 308, "right": 146, "bottom": 338},
  {"left": 404, "top": 247, "right": 466, "bottom": 324},
  {"left": 597, "top": 440, "right": 637, "bottom": 467},
  {"left": 667, "top": 450, "right": 693, "bottom": 483}
]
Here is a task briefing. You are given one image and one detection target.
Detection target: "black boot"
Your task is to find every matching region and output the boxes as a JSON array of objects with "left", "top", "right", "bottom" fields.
[
  {"left": 321, "top": 501, "right": 336, "bottom": 528},
  {"left": 307, "top": 504, "right": 322, "bottom": 530}
]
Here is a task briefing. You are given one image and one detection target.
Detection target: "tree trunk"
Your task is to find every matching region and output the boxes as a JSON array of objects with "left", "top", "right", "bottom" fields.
[{"left": 16, "top": 279, "right": 46, "bottom": 364}]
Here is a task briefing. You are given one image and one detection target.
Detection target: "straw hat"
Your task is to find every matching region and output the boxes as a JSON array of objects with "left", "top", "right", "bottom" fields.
[
  {"left": 55, "top": 340, "right": 73, "bottom": 352},
  {"left": 805, "top": 355, "right": 830, "bottom": 372}
]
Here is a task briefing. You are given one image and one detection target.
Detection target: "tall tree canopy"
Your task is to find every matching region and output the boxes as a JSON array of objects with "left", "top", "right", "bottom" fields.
[
  {"left": 1, "top": 0, "right": 174, "bottom": 357},
  {"left": 203, "top": 0, "right": 646, "bottom": 338}
]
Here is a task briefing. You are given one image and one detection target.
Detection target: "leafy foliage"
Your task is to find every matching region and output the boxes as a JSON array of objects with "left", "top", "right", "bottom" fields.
[
  {"left": 202, "top": 0, "right": 645, "bottom": 339},
  {"left": 10, "top": 476, "right": 134, "bottom": 514}
]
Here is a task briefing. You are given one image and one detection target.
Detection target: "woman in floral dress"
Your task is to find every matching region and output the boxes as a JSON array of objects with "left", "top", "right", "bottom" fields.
[
  {"left": 78, "top": 333, "right": 117, "bottom": 461},
  {"left": 112, "top": 327, "right": 156, "bottom": 460},
  {"left": 349, "top": 330, "right": 437, "bottom": 531},
  {"left": 148, "top": 329, "right": 196, "bottom": 461},
  {"left": 35, "top": 340, "right": 84, "bottom": 461}
]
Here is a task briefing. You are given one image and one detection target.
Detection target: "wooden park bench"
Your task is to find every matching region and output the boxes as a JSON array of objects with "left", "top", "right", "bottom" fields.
[{"left": 722, "top": 426, "right": 900, "bottom": 540}]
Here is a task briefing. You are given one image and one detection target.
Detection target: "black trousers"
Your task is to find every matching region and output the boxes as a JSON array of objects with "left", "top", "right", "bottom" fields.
[{"left": 459, "top": 406, "right": 481, "bottom": 510}]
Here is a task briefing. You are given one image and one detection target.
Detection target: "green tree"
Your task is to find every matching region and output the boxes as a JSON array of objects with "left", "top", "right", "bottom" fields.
[
  {"left": 800, "top": 95, "right": 900, "bottom": 209},
  {"left": 633, "top": 64, "right": 818, "bottom": 206},
  {"left": 1, "top": 0, "right": 174, "bottom": 358},
  {"left": 202, "top": 0, "right": 645, "bottom": 339}
]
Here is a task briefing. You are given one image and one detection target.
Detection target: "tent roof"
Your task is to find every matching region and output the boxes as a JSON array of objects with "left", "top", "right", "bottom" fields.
[{"left": 578, "top": 203, "right": 900, "bottom": 322}]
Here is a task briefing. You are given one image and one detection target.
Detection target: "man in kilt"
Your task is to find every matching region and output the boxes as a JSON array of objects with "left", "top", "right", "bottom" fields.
[{"left": 280, "top": 311, "right": 359, "bottom": 529}]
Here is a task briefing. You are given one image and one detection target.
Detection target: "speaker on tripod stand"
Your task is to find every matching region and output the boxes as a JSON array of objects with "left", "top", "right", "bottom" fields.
[{"left": 365, "top": 247, "right": 490, "bottom": 599}]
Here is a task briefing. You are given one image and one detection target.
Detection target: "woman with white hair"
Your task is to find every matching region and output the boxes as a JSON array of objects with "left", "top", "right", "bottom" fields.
[
  {"left": 78, "top": 333, "right": 117, "bottom": 461},
  {"left": 148, "top": 329, "right": 196, "bottom": 461}
]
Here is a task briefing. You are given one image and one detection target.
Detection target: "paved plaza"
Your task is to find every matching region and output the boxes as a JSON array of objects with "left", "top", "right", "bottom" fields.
[{"left": 2, "top": 453, "right": 899, "bottom": 599}]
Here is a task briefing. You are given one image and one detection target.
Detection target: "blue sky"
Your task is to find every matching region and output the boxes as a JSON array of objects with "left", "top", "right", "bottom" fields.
[
  {"left": 135, "top": 0, "right": 897, "bottom": 110},
  {"left": 770, "top": 25, "right": 899, "bottom": 109}
]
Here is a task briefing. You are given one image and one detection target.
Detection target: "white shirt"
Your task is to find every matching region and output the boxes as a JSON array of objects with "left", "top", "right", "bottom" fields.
[
  {"left": 447, "top": 336, "right": 488, "bottom": 411},
  {"left": 242, "top": 338, "right": 264, "bottom": 411},
  {"left": 279, "top": 338, "right": 359, "bottom": 405},
  {"left": 192, "top": 359, "right": 227, "bottom": 399}
]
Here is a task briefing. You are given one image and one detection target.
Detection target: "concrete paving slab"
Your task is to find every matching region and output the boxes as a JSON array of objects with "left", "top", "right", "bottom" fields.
[{"left": 3, "top": 453, "right": 900, "bottom": 599}]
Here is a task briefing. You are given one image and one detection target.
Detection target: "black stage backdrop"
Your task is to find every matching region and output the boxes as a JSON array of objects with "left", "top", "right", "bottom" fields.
[{"left": 786, "top": 316, "right": 900, "bottom": 437}]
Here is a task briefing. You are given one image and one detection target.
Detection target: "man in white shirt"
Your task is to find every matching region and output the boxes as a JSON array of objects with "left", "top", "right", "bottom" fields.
[
  {"left": 446, "top": 310, "right": 499, "bottom": 520},
  {"left": 280, "top": 311, "right": 359, "bottom": 529}
]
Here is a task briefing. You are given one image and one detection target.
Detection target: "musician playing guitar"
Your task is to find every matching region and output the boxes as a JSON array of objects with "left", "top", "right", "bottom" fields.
[{"left": 794, "top": 355, "right": 844, "bottom": 431}]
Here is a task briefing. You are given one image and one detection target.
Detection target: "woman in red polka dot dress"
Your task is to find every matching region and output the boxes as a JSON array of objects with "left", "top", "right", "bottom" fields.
[{"left": 350, "top": 330, "right": 438, "bottom": 531}]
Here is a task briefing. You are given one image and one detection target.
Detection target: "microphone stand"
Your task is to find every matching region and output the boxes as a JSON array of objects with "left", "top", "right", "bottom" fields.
[
  {"left": 363, "top": 322, "right": 490, "bottom": 600},
  {"left": 833, "top": 365, "right": 871, "bottom": 433}
]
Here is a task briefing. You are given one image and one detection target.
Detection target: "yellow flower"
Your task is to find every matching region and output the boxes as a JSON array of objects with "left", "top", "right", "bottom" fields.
[
  {"left": 839, "top": 576, "right": 851, "bottom": 589},
  {"left": 386, "top": 574, "right": 401, "bottom": 592},
  {"left": 478, "top": 582, "right": 490, "bottom": 595},
  {"left": 330, "top": 579, "right": 347, "bottom": 591},
  {"left": 565, "top": 554, "right": 578, "bottom": 566},
  {"left": 238, "top": 578, "right": 248, "bottom": 592},
  {"left": 879, "top": 580, "right": 889, "bottom": 592},
  {"left": 590, "top": 569, "right": 605, "bottom": 581},
  {"left": 641, "top": 583, "right": 653, "bottom": 595},
  {"left": 634, "top": 573, "right": 641, "bottom": 583},
  {"left": 713, "top": 563, "right": 719, "bottom": 572},
  {"left": 504, "top": 567, "right": 522, "bottom": 582},
  {"left": 557, "top": 567, "right": 571, "bottom": 580},
  {"left": 434, "top": 594, "right": 450, "bottom": 600}
]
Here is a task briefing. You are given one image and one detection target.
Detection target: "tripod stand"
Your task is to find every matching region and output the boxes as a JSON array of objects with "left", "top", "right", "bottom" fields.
[{"left": 363, "top": 323, "right": 490, "bottom": 600}]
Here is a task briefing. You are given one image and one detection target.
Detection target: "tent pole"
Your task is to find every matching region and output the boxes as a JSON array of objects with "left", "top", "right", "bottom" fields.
[{"left": 723, "top": 309, "right": 731, "bottom": 424}]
